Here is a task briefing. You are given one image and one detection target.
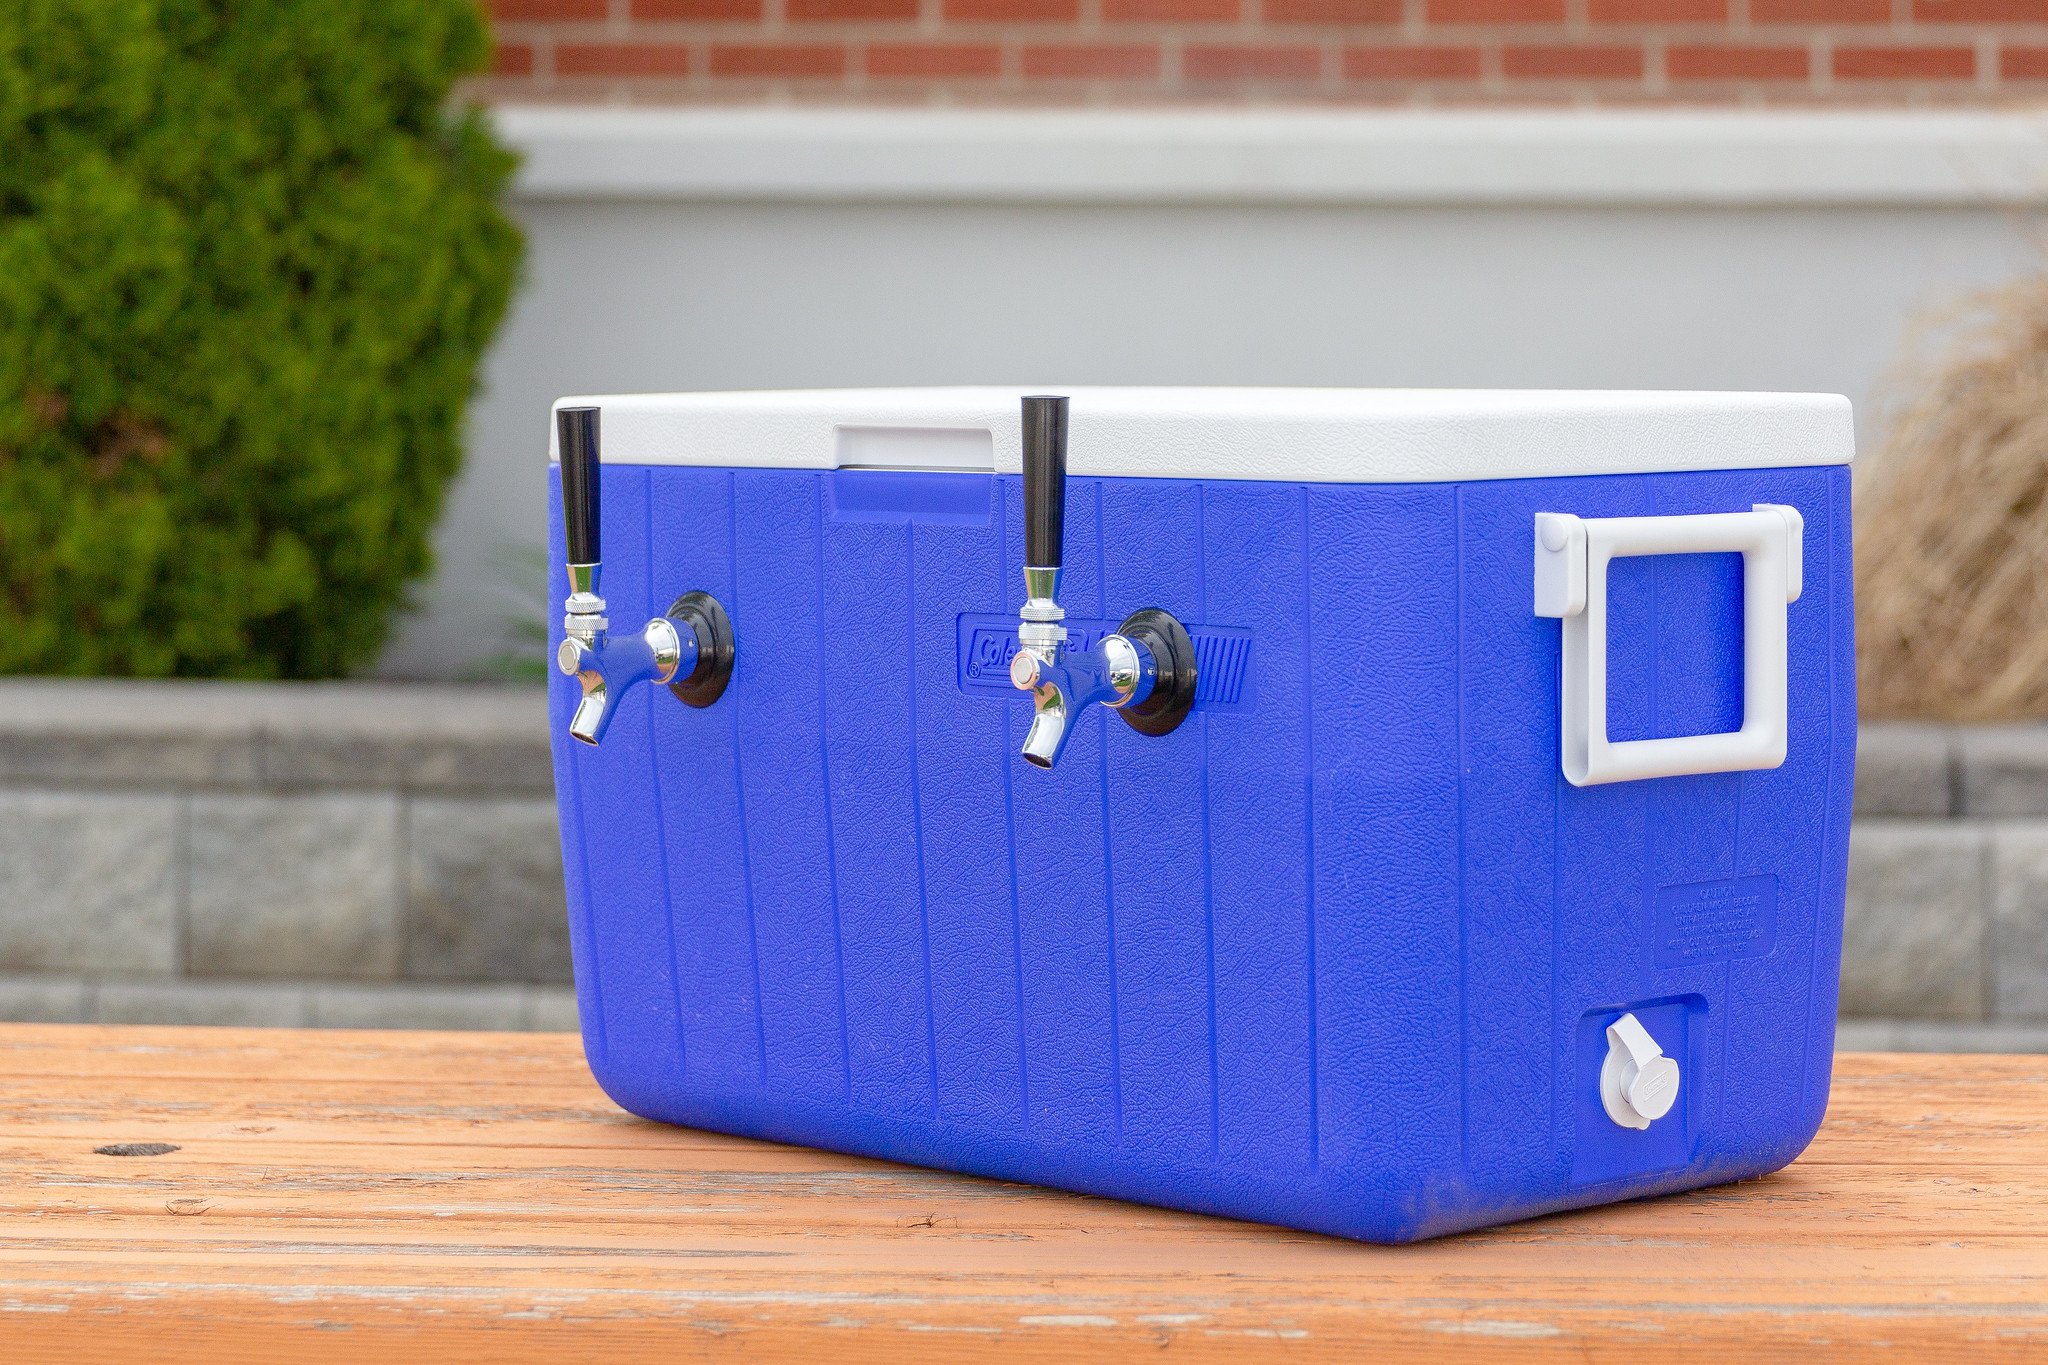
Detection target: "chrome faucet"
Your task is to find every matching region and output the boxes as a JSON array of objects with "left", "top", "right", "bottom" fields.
[
  {"left": 1008, "top": 395, "right": 1197, "bottom": 769},
  {"left": 555, "top": 406, "right": 734, "bottom": 745}
]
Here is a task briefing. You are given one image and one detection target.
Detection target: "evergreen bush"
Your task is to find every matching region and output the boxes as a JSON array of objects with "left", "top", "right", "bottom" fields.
[{"left": 0, "top": 0, "right": 522, "bottom": 677}]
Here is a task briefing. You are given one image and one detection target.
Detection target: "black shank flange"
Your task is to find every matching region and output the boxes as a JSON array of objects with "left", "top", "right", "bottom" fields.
[
  {"left": 1118, "top": 608, "right": 1197, "bottom": 737},
  {"left": 668, "top": 591, "right": 735, "bottom": 708}
]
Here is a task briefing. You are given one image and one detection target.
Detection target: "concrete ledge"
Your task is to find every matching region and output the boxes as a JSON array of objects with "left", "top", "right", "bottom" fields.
[
  {"left": 497, "top": 107, "right": 2048, "bottom": 208},
  {"left": 0, "top": 679, "right": 550, "bottom": 794},
  {"left": 1854, "top": 722, "right": 2048, "bottom": 818},
  {"left": 1833, "top": 1019, "right": 2048, "bottom": 1054},
  {"left": 1852, "top": 724, "right": 1956, "bottom": 818},
  {"left": 0, "top": 973, "right": 578, "bottom": 1032}
]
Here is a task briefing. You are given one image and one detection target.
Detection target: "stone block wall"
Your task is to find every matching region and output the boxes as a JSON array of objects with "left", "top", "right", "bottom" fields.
[
  {"left": 1, "top": 678, "right": 2044, "bottom": 1050},
  {"left": 1843, "top": 726, "right": 2048, "bottom": 1051},
  {"left": 0, "top": 680, "right": 575, "bottom": 1031}
]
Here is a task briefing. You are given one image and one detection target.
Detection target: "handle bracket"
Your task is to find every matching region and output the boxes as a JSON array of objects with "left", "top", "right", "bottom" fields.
[{"left": 1534, "top": 504, "right": 1803, "bottom": 788}]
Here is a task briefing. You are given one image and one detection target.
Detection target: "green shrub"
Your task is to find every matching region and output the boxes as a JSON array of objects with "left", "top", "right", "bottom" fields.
[{"left": 0, "top": 0, "right": 522, "bottom": 677}]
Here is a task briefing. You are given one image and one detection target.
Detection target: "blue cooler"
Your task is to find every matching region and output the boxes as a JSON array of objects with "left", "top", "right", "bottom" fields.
[{"left": 545, "top": 387, "right": 1855, "bottom": 1243}]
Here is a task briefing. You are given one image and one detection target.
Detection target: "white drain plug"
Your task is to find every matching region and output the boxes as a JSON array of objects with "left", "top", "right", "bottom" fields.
[{"left": 1601, "top": 1012, "right": 1681, "bottom": 1130}]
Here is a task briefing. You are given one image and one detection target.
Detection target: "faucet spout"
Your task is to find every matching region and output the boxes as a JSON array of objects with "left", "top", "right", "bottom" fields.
[
  {"left": 1018, "top": 672, "right": 1073, "bottom": 770},
  {"left": 568, "top": 669, "right": 611, "bottom": 746},
  {"left": 1010, "top": 635, "right": 1154, "bottom": 770}
]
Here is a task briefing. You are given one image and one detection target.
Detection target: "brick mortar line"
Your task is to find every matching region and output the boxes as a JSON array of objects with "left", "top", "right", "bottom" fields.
[
  {"left": 494, "top": 39, "right": 2025, "bottom": 70},
  {"left": 502, "top": 40, "right": 2048, "bottom": 90},
  {"left": 494, "top": 14, "right": 2048, "bottom": 32},
  {"left": 509, "top": 15, "right": 2048, "bottom": 20},
  {"left": 576, "top": 55, "right": 2015, "bottom": 81},
  {"left": 487, "top": 87, "right": 2026, "bottom": 97},
  {"left": 545, "top": 5, "right": 2048, "bottom": 17},
  {"left": 508, "top": 35, "right": 2048, "bottom": 93},
  {"left": 492, "top": 18, "right": 2048, "bottom": 32}
]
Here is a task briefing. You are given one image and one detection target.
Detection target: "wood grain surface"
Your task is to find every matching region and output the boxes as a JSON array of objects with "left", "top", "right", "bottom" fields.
[{"left": 0, "top": 1023, "right": 2040, "bottom": 1362}]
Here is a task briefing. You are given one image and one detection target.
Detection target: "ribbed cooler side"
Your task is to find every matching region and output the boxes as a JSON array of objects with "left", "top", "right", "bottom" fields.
[{"left": 548, "top": 462, "right": 1852, "bottom": 1241}]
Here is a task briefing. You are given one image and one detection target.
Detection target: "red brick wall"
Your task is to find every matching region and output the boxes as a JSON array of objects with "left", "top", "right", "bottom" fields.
[{"left": 474, "top": 0, "right": 2048, "bottom": 101}]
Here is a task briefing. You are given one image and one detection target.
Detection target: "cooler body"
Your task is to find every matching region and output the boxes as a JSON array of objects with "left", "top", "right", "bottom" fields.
[{"left": 547, "top": 387, "right": 1855, "bottom": 1243}]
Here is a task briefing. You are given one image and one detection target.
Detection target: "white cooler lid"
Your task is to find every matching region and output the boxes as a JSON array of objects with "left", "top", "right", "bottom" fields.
[{"left": 549, "top": 387, "right": 1852, "bottom": 484}]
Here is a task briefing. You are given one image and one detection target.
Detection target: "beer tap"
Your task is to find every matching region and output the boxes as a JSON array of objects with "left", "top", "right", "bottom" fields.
[
  {"left": 1007, "top": 395, "right": 1198, "bottom": 769},
  {"left": 555, "top": 406, "right": 734, "bottom": 745}
]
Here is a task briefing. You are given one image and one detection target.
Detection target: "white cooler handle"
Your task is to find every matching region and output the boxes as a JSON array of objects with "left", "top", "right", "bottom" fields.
[{"left": 1533, "top": 505, "right": 1803, "bottom": 788}]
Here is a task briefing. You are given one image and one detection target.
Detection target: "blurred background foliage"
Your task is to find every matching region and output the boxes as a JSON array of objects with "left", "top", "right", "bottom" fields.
[
  {"left": 1858, "top": 266, "right": 2048, "bottom": 720},
  {"left": 0, "top": 0, "right": 521, "bottom": 677}
]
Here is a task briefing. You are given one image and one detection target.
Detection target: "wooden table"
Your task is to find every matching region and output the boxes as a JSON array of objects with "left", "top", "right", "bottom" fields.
[{"left": 0, "top": 1025, "right": 2042, "bottom": 1362}]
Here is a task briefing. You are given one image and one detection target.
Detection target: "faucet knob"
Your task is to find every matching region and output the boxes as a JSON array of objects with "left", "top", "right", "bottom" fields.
[
  {"left": 559, "top": 406, "right": 601, "bottom": 570},
  {"left": 1022, "top": 394, "right": 1066, "bottom": 577},
  {"left": 558, "top": 405, "right": 607, "bottom": 646},
  {"left": 1020, "top": 395, "right": 1068, "bottom": 657}
]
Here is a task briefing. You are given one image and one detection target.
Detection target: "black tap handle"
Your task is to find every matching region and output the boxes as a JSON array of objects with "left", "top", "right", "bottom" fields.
[
  {"left": 1022, "top": 394, "right": 1066, "bottom": 573},
  {"left": 558, "top": 406, "right": 600, "bottom": 567}
]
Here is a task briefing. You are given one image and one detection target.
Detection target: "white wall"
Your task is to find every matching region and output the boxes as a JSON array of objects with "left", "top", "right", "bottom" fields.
[{"left": 377, "top": 108, "right": 2048, "bottom": 678}]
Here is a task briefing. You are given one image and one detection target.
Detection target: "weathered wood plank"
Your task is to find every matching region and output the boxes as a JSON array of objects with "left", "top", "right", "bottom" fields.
[{"left": 0, "top": 1025, "right": 2041, "bottom": 1361}]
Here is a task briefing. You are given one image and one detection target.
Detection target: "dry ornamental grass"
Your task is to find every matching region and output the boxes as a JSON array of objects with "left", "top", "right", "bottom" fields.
[{"left": 1857, "top": 265, "right": 2048, "bottom": 720}]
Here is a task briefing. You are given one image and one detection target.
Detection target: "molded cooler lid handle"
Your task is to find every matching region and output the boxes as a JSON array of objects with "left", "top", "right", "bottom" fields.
[{"left": 1533, "top": 504, "right": 1804, "bottom": 787}]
